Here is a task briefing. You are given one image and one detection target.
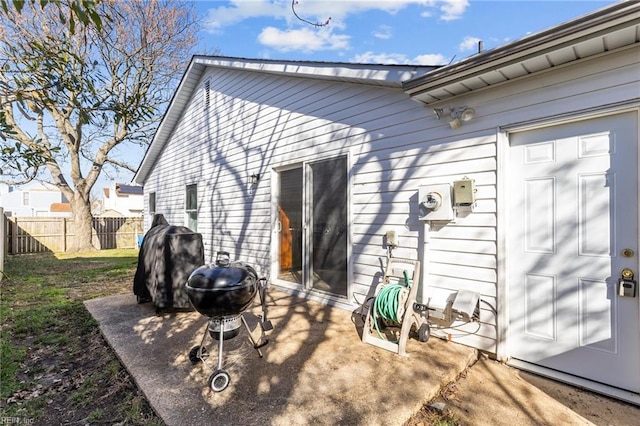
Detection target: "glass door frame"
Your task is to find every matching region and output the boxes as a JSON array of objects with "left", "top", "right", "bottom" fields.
[{"left": 271, "top": 155, "right": 352, "bottom": 301}]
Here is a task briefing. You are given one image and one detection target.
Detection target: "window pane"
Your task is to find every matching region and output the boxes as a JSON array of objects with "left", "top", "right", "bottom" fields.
[
  {"left": 186, "top": 184, "right": 197, "bottom": 209},
  {"left": 149, "top": 192, "right": 156, "bottom": 215},
  {"left": 185, "top": 184, "right": 197, "bottom": 231},
  {"left": 278, "top": 167, "right": 303, "bottom": 285},
  {"left": 188, "top": 211, "right": 197, "bottom": 232},
  {"left": 310, "top": 156, "right": 348, "bottom": 297}
]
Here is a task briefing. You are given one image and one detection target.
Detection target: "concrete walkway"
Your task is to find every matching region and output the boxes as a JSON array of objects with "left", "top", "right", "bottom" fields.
[
  {"left": 426, "top": 353, "right": 640, "bottom": 426},
  {"left": 85, "top": 290, "right": 639, "bottom": 425},
  {"left": 85, "top": 290, "right": 476, "bottom": 425}
]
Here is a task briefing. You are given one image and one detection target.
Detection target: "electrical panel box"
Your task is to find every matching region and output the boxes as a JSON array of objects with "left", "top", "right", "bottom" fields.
[
  {"left": 453, "top": 178, "right": 476, "bottom": 206},
  {"left": 418, "top": 184, "right": 453, "bottom": 221}
]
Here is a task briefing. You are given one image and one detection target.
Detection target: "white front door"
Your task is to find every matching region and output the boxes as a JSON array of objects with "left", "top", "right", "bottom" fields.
[{"left": 508, "top": 112, "right": 640, "bottom": 392}]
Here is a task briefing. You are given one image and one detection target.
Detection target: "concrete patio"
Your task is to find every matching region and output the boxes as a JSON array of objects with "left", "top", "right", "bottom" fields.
[{"left": 85, "top": 289, "right": 476, "bottom": 425}]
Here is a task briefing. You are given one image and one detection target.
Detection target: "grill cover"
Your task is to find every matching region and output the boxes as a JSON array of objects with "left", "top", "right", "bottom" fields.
[{"left": 133, "top": 214, "right": 204, "bottom": 310}]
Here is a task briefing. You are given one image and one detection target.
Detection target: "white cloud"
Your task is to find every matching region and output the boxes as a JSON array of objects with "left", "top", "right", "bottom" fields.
[
  {"left": 440, "top": 0, "right": 469, "bottom": 21},
  {"left": 351, "top": 51, "right": 448, "bottom": 65},
  {"left": 413, "top": 53, "right": 449, "bottom": 65},
  {"left": 459, "top": 35, "right": 481, "bottom": 52},
  {"left": 373, "top": 25, "right": 393, "bottom": 40},
  {"left": 258, "top": 26, "right": 350, "bottom": 53},
  {"left": 202, "top": 0, "right": 470, "bottom": 33},
  {"left": 202, "top": 1, "right": 288, "bottom": 33},
  {"left": 202, "top": 0, "right": 471, "bottom": 54}
]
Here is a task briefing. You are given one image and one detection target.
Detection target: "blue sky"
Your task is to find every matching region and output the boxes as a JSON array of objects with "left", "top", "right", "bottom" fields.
[
  {"left": 194, "top": 0, "right": 618, "bottom": 65},
  {"left": 41, "top": 0, "right": 622, "bottom": 197},
  {"left": 100, "top": 0, "right": 617, "bottom": 194}
]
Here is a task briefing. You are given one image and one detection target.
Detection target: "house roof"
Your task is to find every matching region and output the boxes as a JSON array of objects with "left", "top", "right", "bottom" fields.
[
  {"left": 103, "top": 183, "right": 143, "bottom": 198},
  {"left": 403, "top": 1, "right": 640, "bottom": 105},
  {"left": 50, "top": 202, "right": 71, "bottom": 212},
  {"left": 133, "top": 57, "right": 437, "bottom": 185},
  {"left": 133, "top": 2, "right": 639, "bottom": 186},
  {"left": 115, "top": 184, "right": 143, "bottom": 196}
]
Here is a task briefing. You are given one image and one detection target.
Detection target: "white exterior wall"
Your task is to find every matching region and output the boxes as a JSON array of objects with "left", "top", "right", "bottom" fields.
[
  {"left": 103, "top": 189, "right": 144, "bottom": 216},
  {"left": 422, "top": 46, "right": 639, "bottom": 352},
  {"left": 142, "top": 46, "right": 639, "bottom": 355},
  {"left": 0, "top": 187, "right": 64, "bottom": 217}
]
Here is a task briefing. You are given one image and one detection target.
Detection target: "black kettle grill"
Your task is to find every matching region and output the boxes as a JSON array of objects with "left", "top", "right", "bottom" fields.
[{"left": 185, "top": 251, "right": 272, "bottom": 392}]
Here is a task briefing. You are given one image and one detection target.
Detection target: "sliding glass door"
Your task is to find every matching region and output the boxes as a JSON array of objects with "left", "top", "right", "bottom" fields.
[{"left": 276, "top": 156, "right": 348, "bottom": 297}]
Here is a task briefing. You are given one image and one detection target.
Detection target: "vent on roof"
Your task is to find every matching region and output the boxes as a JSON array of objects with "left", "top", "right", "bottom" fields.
[{"left": 204, "top": 79, "right": 210, "bottom": 110}]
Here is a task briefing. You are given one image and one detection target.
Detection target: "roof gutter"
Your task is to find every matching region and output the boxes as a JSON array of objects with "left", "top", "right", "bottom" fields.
[{"left": 403, "top": 1, "right": 640, "bottom": 96}]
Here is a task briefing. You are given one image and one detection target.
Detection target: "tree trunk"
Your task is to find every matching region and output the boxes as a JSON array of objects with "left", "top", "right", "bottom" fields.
[{"left": 70, "top": 194, "right": 96, "bottom": 252}]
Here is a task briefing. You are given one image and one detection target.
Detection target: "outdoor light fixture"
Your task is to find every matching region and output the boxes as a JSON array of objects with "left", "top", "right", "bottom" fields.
[
  {"left": 433, "top": 106, "right": 476, "bottom": 129},
  {"left": 433, "top": 107, "right": 452, "bottom": 120},
  {"left": 250, "top": 173, "right": 260, "bottom": 184}
]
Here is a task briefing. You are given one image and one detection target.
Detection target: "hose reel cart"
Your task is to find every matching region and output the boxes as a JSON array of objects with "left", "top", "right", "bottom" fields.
[{"left": 362, "top": 257, "right": 429, "bottom": 357}]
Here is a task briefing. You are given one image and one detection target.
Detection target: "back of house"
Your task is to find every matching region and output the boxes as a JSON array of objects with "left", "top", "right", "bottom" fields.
[{"left": 134, "top": 2, "right": 640, "bottom": 404}]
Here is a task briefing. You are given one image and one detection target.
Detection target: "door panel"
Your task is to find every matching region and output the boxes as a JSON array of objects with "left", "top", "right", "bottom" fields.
[
  {"left": 278, "top": 168, "right": 303, "bottom": 284},
  {"left": 278, "top": 206, "right": 292, "bottom": 271},
  {"left": 509, "top": 112, "right": 639, "bottom": 392},
  {"left": 309, "top": 157, "right": 348, "bottom": 297}
]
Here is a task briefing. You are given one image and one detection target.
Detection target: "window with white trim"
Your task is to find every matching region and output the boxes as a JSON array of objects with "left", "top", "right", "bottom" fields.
[
  {"left": 148, "top": 192, "right": 156, "bottom": 217},
  {"left": 185, "top": 184, "right": 197, "bottom": 231}
]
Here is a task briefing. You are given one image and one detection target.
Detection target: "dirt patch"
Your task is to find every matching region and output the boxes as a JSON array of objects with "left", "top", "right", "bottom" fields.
[
  {"left": 0, "top": 251, "right": 162, "bottom": 425},
  {"left": 2, "top": 320, "right": 161, "bottom": 425}
]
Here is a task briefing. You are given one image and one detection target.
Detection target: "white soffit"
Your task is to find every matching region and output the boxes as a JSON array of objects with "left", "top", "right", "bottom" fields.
[{"left": 403, "top": 2, "right": 640, "bottom": 105}]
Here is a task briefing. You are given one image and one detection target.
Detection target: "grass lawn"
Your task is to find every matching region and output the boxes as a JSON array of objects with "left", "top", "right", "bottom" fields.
[
  {"left": 0, "top": 249, "right": 162, "bottom": 425},
  {"left": 0, "top": 250, "right": 462, "bottom": 426}
]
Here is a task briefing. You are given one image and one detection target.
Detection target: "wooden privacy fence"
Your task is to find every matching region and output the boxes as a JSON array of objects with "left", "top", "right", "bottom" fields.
[{"left": 3, "top": 216, "right": 144, "bottom": 255}]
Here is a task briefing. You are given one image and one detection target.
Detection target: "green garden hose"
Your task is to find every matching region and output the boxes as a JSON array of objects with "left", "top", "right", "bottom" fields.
[{"left": 372, "top": 270, "right": 411, "bottom": 339}]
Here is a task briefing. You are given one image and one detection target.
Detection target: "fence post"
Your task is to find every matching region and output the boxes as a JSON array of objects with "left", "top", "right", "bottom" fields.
[
  {"left": 11, "top": 218, "right": 17, "bottom": 255},
  {"left": 0, "top": 208, "right": 4, "bottom": 282},
  {"left": 62, "top": 217, "right": 67, "bottom": 253}
]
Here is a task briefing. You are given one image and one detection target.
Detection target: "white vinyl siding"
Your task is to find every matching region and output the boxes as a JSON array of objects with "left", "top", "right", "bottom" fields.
[
  {"left": 143, "top": 66, "right": 500, "bottom": 351},
  {"left": 142, "top": 46, "right": 638, "bottom": 355}
]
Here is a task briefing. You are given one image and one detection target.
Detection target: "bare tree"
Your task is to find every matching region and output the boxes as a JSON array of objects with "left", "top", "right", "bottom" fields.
[{"left": 0, "top": 0, "right": 198, "bottom": 251}]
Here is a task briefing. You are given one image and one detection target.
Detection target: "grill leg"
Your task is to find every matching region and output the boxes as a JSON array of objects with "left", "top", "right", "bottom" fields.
[
  {"left": 216, "top": 321, "right": 224, "bottom": 371},
  {"left": 197, "top": 325, "right": 208, "bottom": 359},
  {"left": 241, "top": 314, "right": 265, "bottom": 358}
]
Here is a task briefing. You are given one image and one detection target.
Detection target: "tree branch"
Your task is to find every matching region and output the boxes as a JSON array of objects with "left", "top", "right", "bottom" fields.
[{"left": 103, "top": 156, "right": 136, "bottom": 173}]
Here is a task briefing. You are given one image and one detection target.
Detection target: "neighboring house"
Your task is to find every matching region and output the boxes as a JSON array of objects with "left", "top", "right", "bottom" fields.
[
  {"left": 134, "top": 3, "right": 640, "bottom": 403},
  {"left": 49, "top": 202, "right": 72, "bottom": 218},
  {"left": 101, "top": 182, "right": 144, "bottom": 217},
  {"left": 0, "top": 181, "right": 71, "bottom": 217}
]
